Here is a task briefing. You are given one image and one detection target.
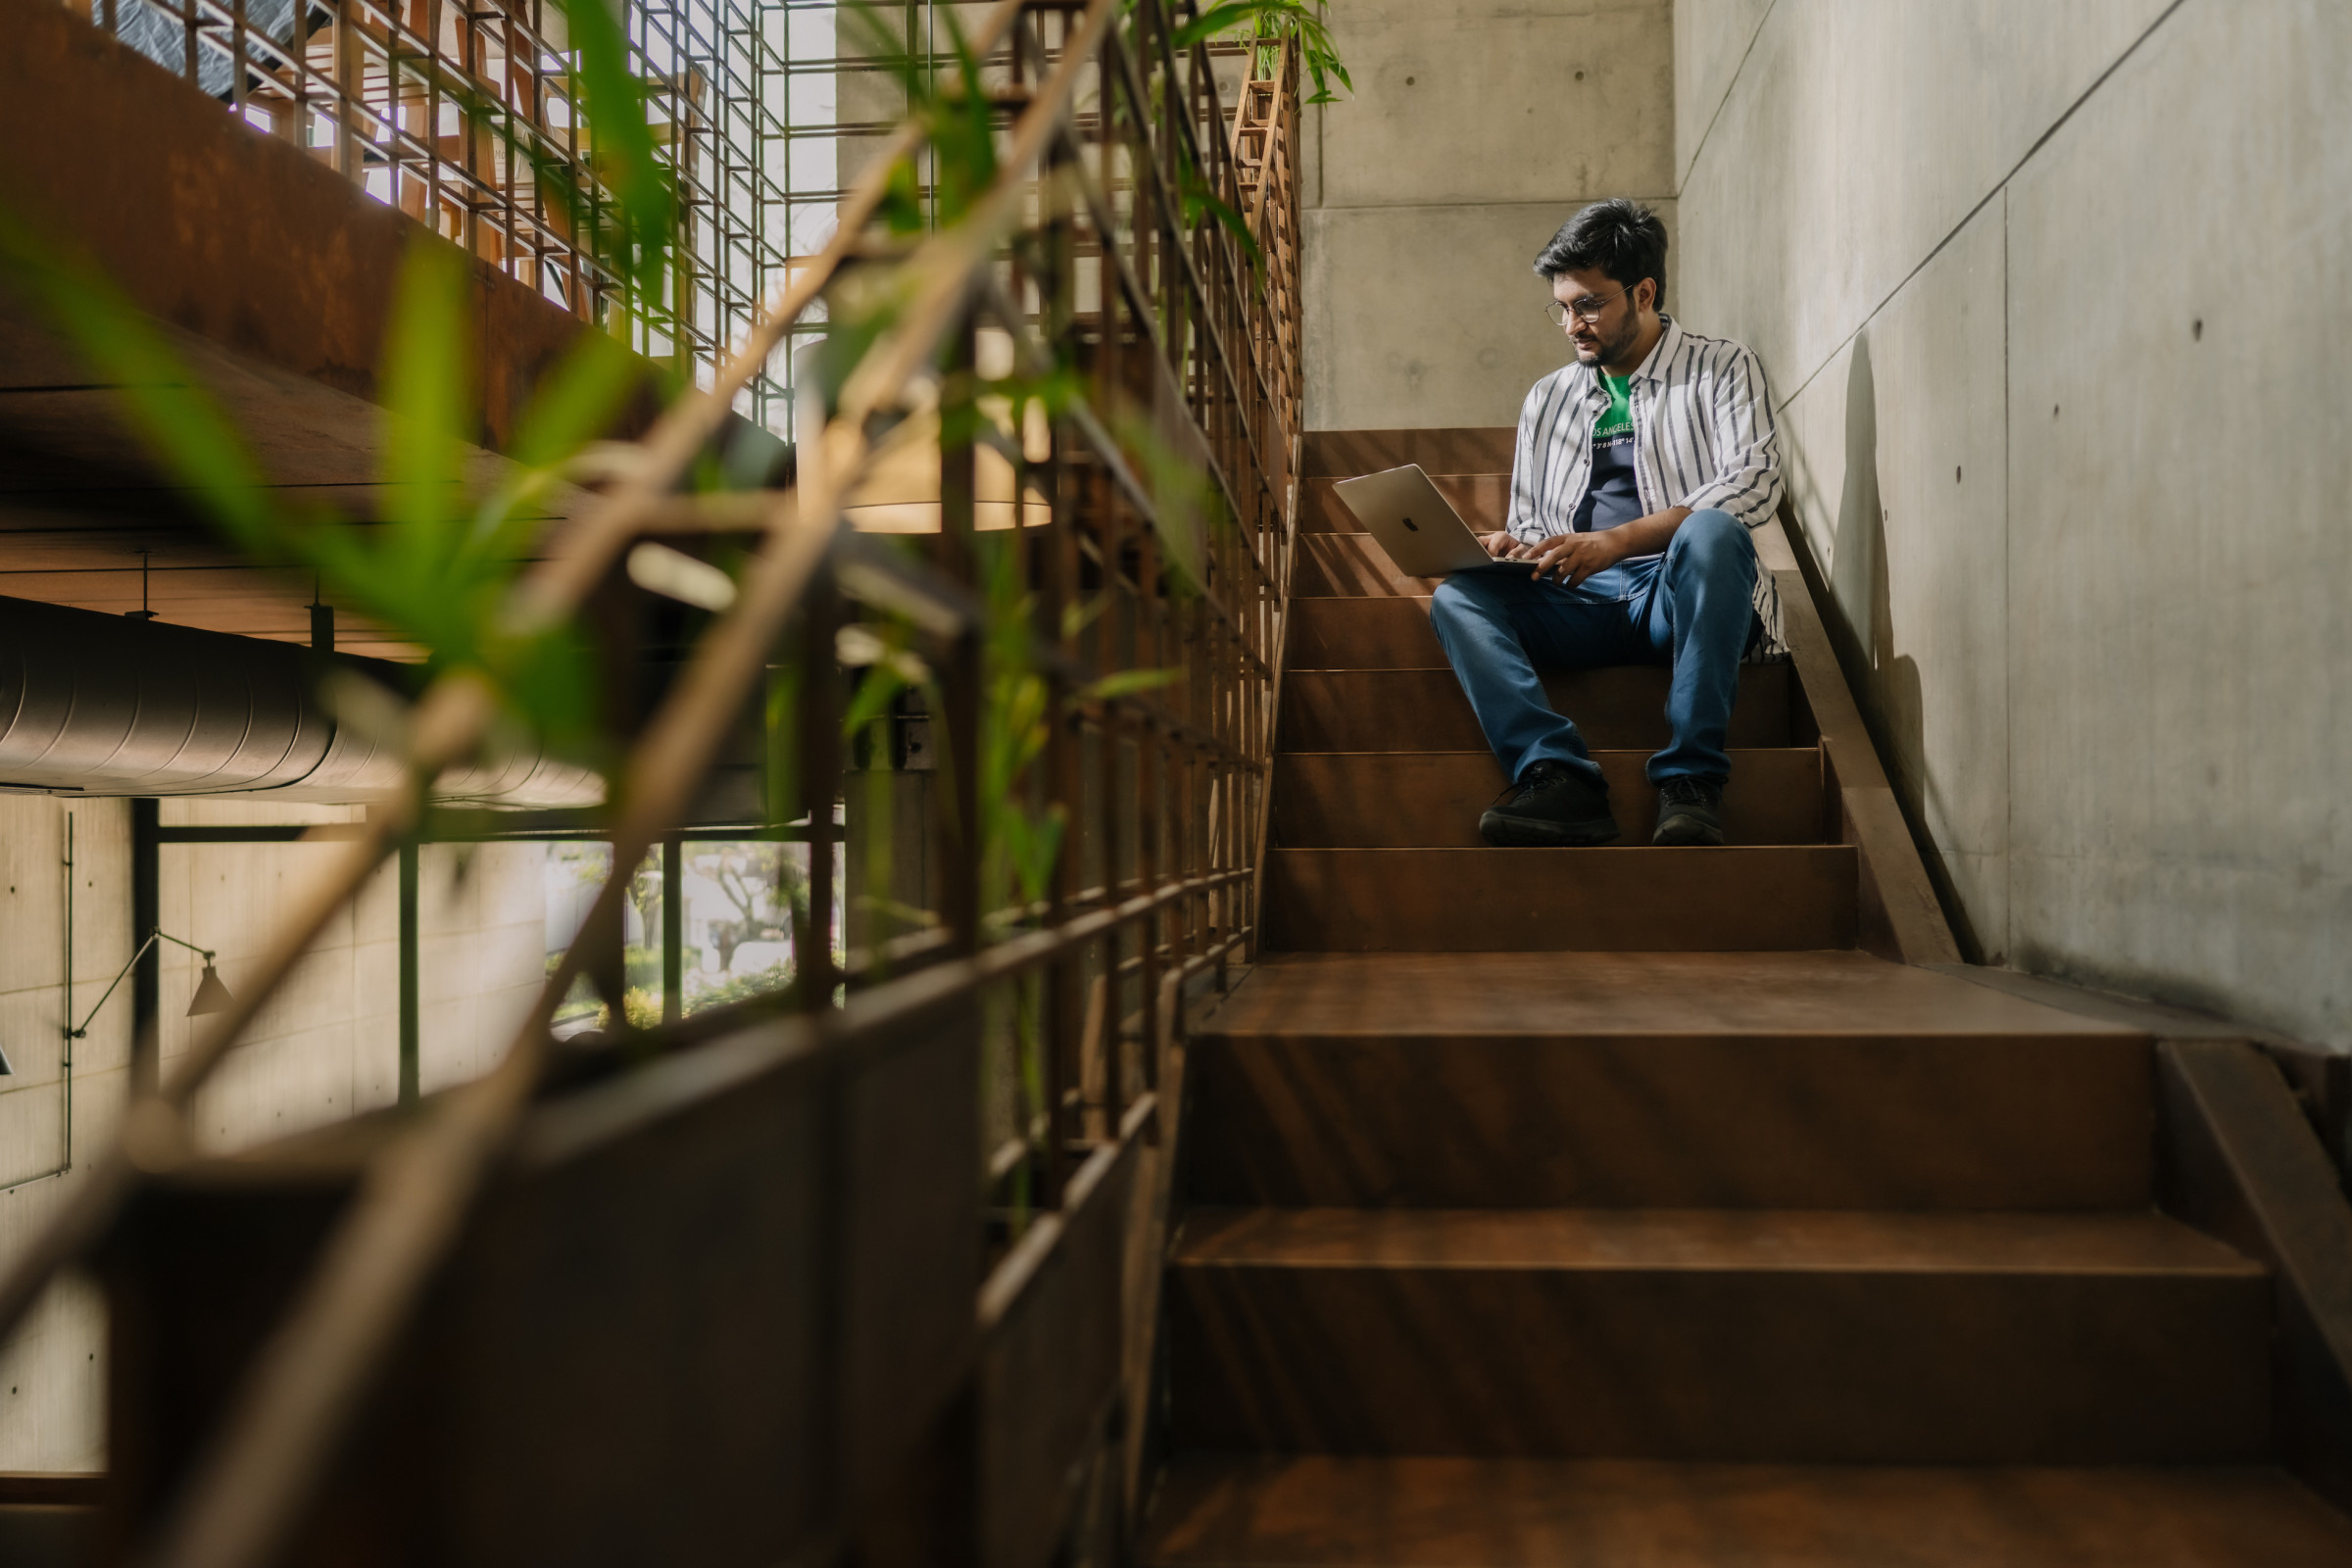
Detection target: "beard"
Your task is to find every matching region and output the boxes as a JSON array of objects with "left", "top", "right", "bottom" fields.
[{"left": 1575, "top": 310, "right": 1644, "bottom": 366}]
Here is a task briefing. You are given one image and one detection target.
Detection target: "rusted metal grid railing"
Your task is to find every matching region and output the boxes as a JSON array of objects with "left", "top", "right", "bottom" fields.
[
  {"left": 69, "top": 0, "right": 838, "bottom": 429},
  {"left": 0, "top": 0, "right": 1303, "bottom": 1562}
]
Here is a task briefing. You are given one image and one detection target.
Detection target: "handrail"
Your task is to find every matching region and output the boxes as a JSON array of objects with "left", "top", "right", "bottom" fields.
[{"left": 15, "top": 4, "right": 1304, "bottom": 1563}]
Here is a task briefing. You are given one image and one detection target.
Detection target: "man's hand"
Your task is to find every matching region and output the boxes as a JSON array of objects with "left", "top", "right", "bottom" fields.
[
  {"left": 1527, "top": 529, "right": 1632, "bottom": 587},
  {"left": 1525, "top": 507, "right": 1695, "bottom": 587},
  {"left": 1478, "top": 530, "right": 1524, "bottom": 559}
]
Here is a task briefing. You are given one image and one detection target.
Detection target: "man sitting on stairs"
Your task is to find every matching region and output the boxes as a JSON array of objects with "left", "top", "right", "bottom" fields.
[{"left": 1431, "top": 198, "right": 1787, "bottom": 849}]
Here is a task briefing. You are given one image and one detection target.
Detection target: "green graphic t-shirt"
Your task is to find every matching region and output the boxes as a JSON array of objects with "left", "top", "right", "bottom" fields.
[{"left": 1572, "top": 369, "right": 1642, "bottom": 533}]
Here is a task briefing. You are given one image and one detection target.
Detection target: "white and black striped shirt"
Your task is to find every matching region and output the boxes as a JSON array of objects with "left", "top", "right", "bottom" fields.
[{"left": 1506, "top": 316, "right": 1786, "bottom": 657}]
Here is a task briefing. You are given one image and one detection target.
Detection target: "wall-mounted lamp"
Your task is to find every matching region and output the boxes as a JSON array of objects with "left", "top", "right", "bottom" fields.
[{"left": 33, "top": 931, "right": 237, "bottom": 1073}]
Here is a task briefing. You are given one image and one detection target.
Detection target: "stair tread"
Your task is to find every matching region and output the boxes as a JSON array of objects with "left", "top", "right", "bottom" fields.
[
  {"left": 1146, "top": 1455, "right": 2352, "bottom": 1567},
  {"left": 1173, "top": 1207, "right": 2259, "bottom": 1277},
  {"left": 1200, "top": 951, "right": 2140, "bottom": 1039}
]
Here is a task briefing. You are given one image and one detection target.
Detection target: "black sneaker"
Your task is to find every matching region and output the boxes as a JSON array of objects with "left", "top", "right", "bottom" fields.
[
  {"left": 1479, "top": 760, "right": 1619, "bottom": 847},
  {"left": 1652, "top": 776, "right": 1726, "bottom": 847}
]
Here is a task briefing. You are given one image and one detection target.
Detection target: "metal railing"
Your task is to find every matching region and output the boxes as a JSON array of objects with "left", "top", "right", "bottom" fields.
[
  {"left": 66, "top": 0, "right": 924, "bottom": 430},
  {"left": 0, "top": 0, "right": 1302, "bottom": 1561}
]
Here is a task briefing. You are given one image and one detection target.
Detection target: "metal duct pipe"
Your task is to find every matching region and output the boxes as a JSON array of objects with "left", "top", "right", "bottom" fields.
[{"left": 0, "top": 594, "right": 603, "bottom": 808}]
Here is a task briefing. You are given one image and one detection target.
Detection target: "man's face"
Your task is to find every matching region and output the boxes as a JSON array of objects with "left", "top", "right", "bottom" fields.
[{"left": 1552, "top": 266, "right": 1650, "bottom": 366}]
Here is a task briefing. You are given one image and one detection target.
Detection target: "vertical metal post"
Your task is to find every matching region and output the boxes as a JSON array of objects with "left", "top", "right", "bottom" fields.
[
  {"left": 1042, "top": 122, "right": 1084, "bottom": 1184},
  {"left": 129, "top": 797, "right": 159, "bottom": 1098},
  {"left": 60, "top": 812, "right": 74, "bottom": 1171},
  {"left": 796, "top": 592, "right": 841, "bottom": 1011},
  {"left": 398, "top": 842, "right": 419, "bottom": 1104},
  {"left": 935, "top": 321, "right": 982, "bottom": 956},
  {"left": 661, "top": 834, "right": 683, "bottom": 1025},
  {"left": 230, "top": 0, "right": 248, "bottom": 115}
]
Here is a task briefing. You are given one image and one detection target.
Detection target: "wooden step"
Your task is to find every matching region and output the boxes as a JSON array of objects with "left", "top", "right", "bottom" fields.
[
  {"left": 1165, "top": 1208, "right": 2268, "bottom": 1464},
  {"left": 1303, "top": 474, "right": 1509, "bottom": 535},
  {"left": 1278, "top": 666, "right": 1794, "bottom": 753},
  {"left": 1303, "top": 428, "right": 1514, "bottom": 478},
  {"left": 1145, "top": 1454, "right": 2352, "bottom": 1567},
  {"left": 1287, "top": 596, "right": 1443, "bottom": 668},
  {"left": 1263, "top": 848, "right": 1856, "bottom": 952},
  {"left": 1272, "top": 751, "right": 1825, "bottom": 847},
  {"left": 1293, "top": 534, "right": 1437, "bottom": 598},
  {"left": 1185, "top": 953, "right": 2153, "bottom": 1210}
]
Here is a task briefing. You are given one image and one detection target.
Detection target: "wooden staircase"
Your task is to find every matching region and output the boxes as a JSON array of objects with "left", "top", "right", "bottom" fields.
[{"left": 1142, "top": 429, "right": 2352, "bottom": 1565}]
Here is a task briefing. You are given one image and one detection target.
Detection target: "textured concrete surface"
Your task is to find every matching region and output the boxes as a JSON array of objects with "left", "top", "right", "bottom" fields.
[
  {"left": 1679, "top": 0, "right": 2170, "bottom": 397},
  {"left": 1671, "top": 0, "right": 1768, "bottom": 192},
  {"left": 1305, "top": 199, "right": 1678, "bottom": 431},
  {"left": 1680, "top": 0, "right": 2352, "bottom": 1046},
  {"left": 1776, "top": 205, "right": 2012, "bottom": 961},
  {"left": 0, "top": 797, "right": 127, "bottom": 1472},
  {"left": 1304, "top": 0, "right": 1674, "bottom": 430}
]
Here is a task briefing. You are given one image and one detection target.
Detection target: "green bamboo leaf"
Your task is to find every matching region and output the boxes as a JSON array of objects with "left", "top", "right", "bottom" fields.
[
  {"left": 510, "top": 325, "right": 643, "bottom": 473},
  {"left": 840, "top": 664, "right": 910, "bottom": 744},
  {"left": 381, "top": 239, "right": 473, "bottom": 570},
  {"left": 1168, "top": 0, "right": 1285, "bottom": 49},
  {"left": 1077, "top": 666, "right": 1183, "bottom": 703},
  {"left": 1183, "top": 176, "right": 1263, "bottom": 271},
  {"left": 471, "top": 322, "right": 645, "bottom": 562}
]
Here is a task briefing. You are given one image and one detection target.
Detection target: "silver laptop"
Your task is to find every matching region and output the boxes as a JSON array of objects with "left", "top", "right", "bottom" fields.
[{"left": 1332, "top": 464, "right": 1523, "bottom": 578}]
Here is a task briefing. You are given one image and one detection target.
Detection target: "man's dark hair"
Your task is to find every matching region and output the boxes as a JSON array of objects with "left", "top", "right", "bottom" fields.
[{"left": 1534, "top": 199, "right": 1668, "bottom": 309}]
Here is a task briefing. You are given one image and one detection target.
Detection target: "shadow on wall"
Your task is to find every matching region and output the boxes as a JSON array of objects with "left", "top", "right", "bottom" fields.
[{"left": 1813, "top": 332, "right": 1989, "bottom": 962}]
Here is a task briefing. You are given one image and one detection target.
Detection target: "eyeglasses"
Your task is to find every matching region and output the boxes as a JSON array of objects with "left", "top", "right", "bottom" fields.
[{"left": 1544, "top": 285, "right": 1631, "bottom": 326}]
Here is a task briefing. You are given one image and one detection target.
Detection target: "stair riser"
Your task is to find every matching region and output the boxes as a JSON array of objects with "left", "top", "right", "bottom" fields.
[
  {"left": 1184, "top": 1034, "right": 2154, "bottom": 1209},
  {"left": 1273, "top": 752, "right": 1825, "bottom": 848},
  {"left": 1304, "top": 474, "right": 1510, "bottom": 535},
  {"left": 1288, "top": 596, "right": 1443, "bottom": 668},
  {"left": 1293, "top": 533, "right": 1435, "bottom": 598},
  {"left": 1304, "top": 428, "right": 1515, "bottom": 479},
  {"left": 1279, "top": 667, "right": 1794, "bottom": 754},
  {"left": 1263, "top": 849, "right": 1857, "bottom": 952},
  {"left": 1168, "top": 1266, "right": 2268, "bottom": 1463}
]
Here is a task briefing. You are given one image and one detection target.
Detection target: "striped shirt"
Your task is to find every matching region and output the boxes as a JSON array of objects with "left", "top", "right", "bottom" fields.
[{"left": 1506, "top": 316, "right": 1786, "bottom": 658}]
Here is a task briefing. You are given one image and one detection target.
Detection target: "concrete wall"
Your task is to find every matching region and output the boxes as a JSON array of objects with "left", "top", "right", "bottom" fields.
[
  {"left": 0, "top": 796, "right": 548, "bottom": 1470},
  {"left": 1675, "top": 0, "right": 2352, "bottom": 1046},
  {"left": 0, "top": 797, "right": 128, "bottom": 1471},
  {"left": 1303, "top": 0, "right": 1676, "bottom": 431},
  {"left": 158, "top": 805, "right": 548, "bottom": 1148}
]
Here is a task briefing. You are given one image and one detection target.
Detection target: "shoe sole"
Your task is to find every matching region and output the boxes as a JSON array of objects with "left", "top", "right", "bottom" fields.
[
  {"left": 1479, "top": 811, "right": 1621, "bottom": 848},
  {"left": 1651, "top": 816, "right": 1726, "bottom": 847}
]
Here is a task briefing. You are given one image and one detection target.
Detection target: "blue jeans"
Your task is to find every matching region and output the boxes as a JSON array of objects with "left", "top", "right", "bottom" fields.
[{"left": 1428, "top": 509, "right": 1761, "bottom": 788}]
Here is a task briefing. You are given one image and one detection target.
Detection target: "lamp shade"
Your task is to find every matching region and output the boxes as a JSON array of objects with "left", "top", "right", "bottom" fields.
[{"left": 187, "top": 962, "right": 235, "bottom": 1017}]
